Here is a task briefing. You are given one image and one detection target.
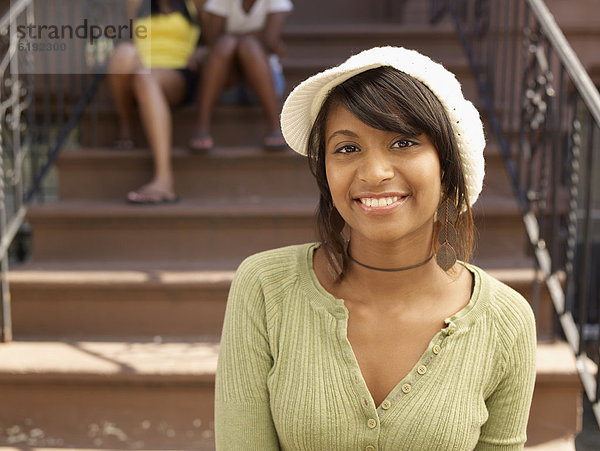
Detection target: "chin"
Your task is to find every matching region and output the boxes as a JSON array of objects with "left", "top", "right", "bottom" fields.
[{"left": 350, "top": 220, "right": 434, "bottom": 247}]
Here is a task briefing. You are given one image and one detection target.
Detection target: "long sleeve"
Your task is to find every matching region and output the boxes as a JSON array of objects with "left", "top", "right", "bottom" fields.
[
  {"left": 475, "top": 305, "right": 537, "bottom": 450},
  {"left": 214, "top": 259, "right": 280, "bottom": 450}
]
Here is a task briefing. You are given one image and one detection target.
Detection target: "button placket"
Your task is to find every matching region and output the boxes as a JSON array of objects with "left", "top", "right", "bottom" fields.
[{"left": 384, "top": 335, "right": 446, "bottom": 409}]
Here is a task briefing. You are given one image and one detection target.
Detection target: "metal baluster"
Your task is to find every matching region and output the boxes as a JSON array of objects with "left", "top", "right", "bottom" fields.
[
  {"left": 578, "top": 110, "right": 595, "bottom": 356},
  {"left": 550, "top": 65, "right": 566, "bottom": 276}
]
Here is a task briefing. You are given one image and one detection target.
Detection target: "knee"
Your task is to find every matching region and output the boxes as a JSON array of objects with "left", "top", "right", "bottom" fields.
[
  {"left": 236, "top": 35, "right": 265, "bottom": 62},
  {"left": 211, "top": 34, "right": 239, "bottom": 57},
  {"left": 109, "top": 42, "right": 141, "bottom": 74},
  {"left": 132, "top": 70, "right": 153, "bottom": 93}
]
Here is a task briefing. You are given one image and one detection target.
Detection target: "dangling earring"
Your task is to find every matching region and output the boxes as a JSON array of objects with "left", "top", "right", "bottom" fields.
[{"left": 436, "top": 198, "right": 458, "bottom": 271}]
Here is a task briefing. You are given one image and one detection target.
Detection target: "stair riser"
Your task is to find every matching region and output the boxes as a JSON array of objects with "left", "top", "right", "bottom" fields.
[
  {"left": 57, "top": 151, "right": 320, "bottom": 202},
  {"left": 28, "top": 215, "right": 318, "bottom": 262},
  {"left": 284, "top": 33, "right": 466, "bottom": 62},
  {"left": 11, "top": 284, "right": 228, "bottom": 339},
  {"left": 527, "top": 380, "right": 582, "bottom": 445},
  {"left": 286, "top": 0, "right": 421, "bottom": 25},
  {"left": 473, "top": 214, "right": 528, "bottom": 263},
  {"left": 27, "top": 211, "right": 525, "bottom": 263},
  {"left": 0, "top": 383, "right": 215, "bottom": 450},
  {"left": 81, "top": 104, "right": 268, "bottom": 149}
]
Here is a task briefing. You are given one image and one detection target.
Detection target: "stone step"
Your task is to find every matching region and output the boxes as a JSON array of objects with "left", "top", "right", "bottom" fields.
[
  {"left": 8, "top": 263, "right": 554, "bottom": 342},
  {"left": 0, "top": 340, "right": 217, "bottom": 450},
  {"left": 55, "top": 143, "right": 509, "bottom": 202},
  {"left": 24, "top": 194, "right": 526, "bottom": 264},
  {"left": 0, "top": 340, "right": 581, "bottom": 449}
]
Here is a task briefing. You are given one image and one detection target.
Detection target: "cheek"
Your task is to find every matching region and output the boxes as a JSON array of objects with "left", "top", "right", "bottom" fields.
[
  {"left": 412, "top": 156, "right": 442, "bottom": 202},
  {"left": 325, "top": 162, "right": 348, "bottom": 204}
]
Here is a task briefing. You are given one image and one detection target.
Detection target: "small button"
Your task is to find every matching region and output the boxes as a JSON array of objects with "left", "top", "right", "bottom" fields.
[
  {"left": 401, "top": 383, "right": 411, "bottom": 394},
  {"left": 432, "top": 344, "right": 441, "bottom": 355},
  {"left": 366, "top": 446, "right": 375, "bottom": 451},
  {"left": 447, "top": 327, "right": 456, "bottom": 336},
  {"left": 367, "top": 418, "right": 377, "bottom": 429},
  {"left": 381, "top": 400, "right": 391, "bottom": 410},
  {"left": 417, "top": 365, "right": 427, "bottom": 375}
]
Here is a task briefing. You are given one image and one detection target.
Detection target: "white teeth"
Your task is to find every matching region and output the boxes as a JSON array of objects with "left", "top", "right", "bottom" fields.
[{"left": 360, "top": 196, "right": 401, "bottom": 207}]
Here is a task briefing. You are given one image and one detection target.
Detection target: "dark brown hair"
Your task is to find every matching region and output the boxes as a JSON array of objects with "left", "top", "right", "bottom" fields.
[{"left": 307, "top": 66, "right": 474, "bottom": 278}]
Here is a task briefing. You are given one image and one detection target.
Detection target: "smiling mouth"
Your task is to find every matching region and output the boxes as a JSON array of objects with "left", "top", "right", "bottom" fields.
[
  {"left": 359, "top": 196, "right": 399, "bottom": 207},
  {"left": 354, "top": 195, "right": 409, "bottom": 213}
]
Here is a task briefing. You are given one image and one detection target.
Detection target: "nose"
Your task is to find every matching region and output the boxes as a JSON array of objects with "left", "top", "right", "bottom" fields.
[{"left": 358, "top": 148, "right": 395, "bottom": 184}]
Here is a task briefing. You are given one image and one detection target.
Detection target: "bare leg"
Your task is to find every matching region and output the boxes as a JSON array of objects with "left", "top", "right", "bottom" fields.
[
  {"left": 236, "top": 35, "right": 284, "bottom": 145},
  {"left": 127, "top": 68, "right": 186, "bottom": 203},
  {"left": 107, "top": 42, "right": 143, "bottom": 145},
  {"left": 190, "top": 34, "right": 239, "bottom": 149}
]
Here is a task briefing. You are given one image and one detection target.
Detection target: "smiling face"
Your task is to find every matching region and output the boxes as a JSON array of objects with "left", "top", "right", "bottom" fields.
[
  {"left": 325, "top": 104, "right": 442, "bottom": 247},
  {"left": 307, "top": 66, "right": 474, "bottom": 277}
]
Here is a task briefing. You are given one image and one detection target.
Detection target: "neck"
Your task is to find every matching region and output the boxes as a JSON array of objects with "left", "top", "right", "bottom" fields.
[
  {"left": 341, "top": 236, "right": 446, "bottom": 310},
  {"left": 347, "top": 245, "right": 433, "bottom": 272}
]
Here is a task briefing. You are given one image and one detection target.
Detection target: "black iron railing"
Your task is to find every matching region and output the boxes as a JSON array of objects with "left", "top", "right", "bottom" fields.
[
  {"left": 432, "top": 0, "right": 600, "bottom": 425},
  {"left": 0, "top": 0, "right": 113, "bottom": 342}
]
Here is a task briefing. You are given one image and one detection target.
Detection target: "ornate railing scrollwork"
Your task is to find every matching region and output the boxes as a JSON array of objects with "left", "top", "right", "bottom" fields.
[{"left": 0, "top": 0, "right": 106, "bottom": 342}]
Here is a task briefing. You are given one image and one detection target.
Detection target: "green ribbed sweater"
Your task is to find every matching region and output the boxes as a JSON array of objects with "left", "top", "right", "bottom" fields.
[{"left": 215, "top": 243, "right": 537, "bottom": 450}]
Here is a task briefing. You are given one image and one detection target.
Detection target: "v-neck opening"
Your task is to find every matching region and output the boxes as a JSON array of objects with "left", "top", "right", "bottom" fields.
[
  {"left": 338, "top": 310, "right": 450, "bottom": 411},
  {"left": 240, "top": 0, "right": 258, "bottom": 15},
  {"left": 302, "top": 242, "right": 481, "bottom": 412}
]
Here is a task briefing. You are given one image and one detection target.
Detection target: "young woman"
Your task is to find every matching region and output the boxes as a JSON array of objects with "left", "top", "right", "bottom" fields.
[
  {"left": 188, "top": 0, "right": 292, "bottom": 151},
  {"left": 215, "top": 47, "right": 536, "bottom": 449},
  {"left": 108, "top": 0, "right": 204, "bottom": 204}
]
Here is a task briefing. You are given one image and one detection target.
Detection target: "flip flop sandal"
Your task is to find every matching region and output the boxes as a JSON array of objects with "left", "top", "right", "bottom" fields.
[
  {"left": 126, "top": 188, "right": 179, "bottom": 205},
  {"left": 188, "top": 132, "right": 214, "bottom": 153}
]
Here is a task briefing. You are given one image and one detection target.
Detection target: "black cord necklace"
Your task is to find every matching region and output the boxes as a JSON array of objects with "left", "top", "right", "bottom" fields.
[{"left": 346, "top": 246, "right": 433, "bottom": 272}]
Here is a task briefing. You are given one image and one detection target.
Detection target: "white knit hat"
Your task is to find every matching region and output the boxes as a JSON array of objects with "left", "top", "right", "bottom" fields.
[{"left": 280, "top": 46, "right": 486, "bottom": 206}]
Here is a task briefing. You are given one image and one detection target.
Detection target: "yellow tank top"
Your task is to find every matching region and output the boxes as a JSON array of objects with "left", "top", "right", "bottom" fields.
[{"left": 134, "top": 1, "right": 201, "bottom": 69}]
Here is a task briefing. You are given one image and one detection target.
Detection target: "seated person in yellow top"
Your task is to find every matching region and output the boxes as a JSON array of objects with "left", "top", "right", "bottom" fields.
[{"left": 108, "top": 0, "right": 205, "bottom": 204}]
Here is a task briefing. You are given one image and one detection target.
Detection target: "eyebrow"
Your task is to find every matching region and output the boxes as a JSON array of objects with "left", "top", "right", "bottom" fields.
[{"left": 326, "top": 129, "right": 359, "bottom": 145}]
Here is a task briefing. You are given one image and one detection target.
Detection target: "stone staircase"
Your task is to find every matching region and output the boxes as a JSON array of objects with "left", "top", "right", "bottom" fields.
[{"left": 0, "top": 1, "right": 587, "bottom": 449}]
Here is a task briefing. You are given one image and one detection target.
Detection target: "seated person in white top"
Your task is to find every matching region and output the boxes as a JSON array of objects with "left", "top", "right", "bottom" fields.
[{"left": 188, "top": 0, "right": 293, "bottom": 151}]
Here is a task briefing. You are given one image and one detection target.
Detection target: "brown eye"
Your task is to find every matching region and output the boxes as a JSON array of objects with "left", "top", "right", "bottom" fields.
[
  {"left": 334, "top": 145, "right": 359, "bottom": 154},
  {"left": 392, "top": 139, "right": 415, "bottom": 149}
]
